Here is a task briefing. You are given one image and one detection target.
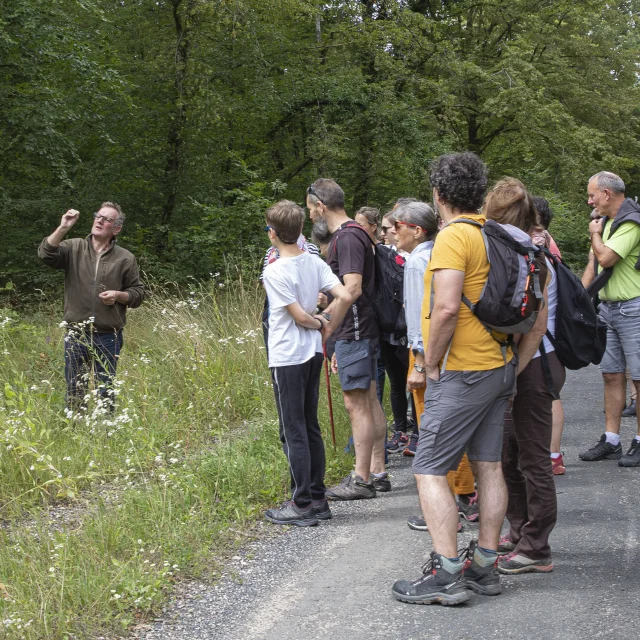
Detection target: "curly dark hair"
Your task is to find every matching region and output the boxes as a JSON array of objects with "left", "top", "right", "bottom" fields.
[
  {"left": 532, "top": 196, "right": 553, "bottom": 230},
  {"left": 429, "top": 152, "right": 488, "bottom": 213}
]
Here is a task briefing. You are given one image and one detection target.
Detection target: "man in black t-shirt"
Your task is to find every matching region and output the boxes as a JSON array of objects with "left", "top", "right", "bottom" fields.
[{"left": 306, "top": 179, "right": 388, "bottom": 499}]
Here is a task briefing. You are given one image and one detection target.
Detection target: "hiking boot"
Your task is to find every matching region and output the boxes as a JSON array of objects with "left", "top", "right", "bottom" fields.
[
  {"left": 392, "top": 552, "right": 470, "bottom": 606},
  {"left": 325, "top": 472, "right": 376, "bottom": 501},
  {"left": 386, "top": 430, "right": 408, "bottom": 453},
  {"left": 265, "top": 501, "right": 319, "bottom": 527},
  {"left": 551, "top": 453, "right": 566, "bottom": 475},
  {"left": 619, "top": 439, "right": 640, "bottom": 467},
  {"left": 622, "top": 400, "right": 637, "bottom": 417},
  {"left": 311, "top": 498, "right": 332, "bottom": 520},
  {"left": 579, "top": 434, "right": 622, "bottom": 461},
  {"left": 462, "top": 540, "right": 502, "bottom": 596},
  {"left": 498, "top": 551, "right": 553, "bottom": 574},
  {"left": 407, "top": 515, "right": 462, "bottom": 533},
  {"left": 403, "top": 432, "right": 419, "bottom": 457},
  {"left": 457, "top": 491, "right": 479, "bottom": 522},
  {"left": 370, "top": 472, "right": 392, "bottom": 493},
  {"left": 497, "top": 535, "right": 516, "bottom": 554}
]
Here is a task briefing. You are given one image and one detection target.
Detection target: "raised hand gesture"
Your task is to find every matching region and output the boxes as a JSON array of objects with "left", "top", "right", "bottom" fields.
[{"left": 60, "top": 209, "right": 80, "bottom": 230}]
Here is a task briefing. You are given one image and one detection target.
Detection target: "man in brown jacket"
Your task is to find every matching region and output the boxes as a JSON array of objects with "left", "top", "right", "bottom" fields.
[{"left": 38, "top": 202, "right": 144, "bottom": 410}]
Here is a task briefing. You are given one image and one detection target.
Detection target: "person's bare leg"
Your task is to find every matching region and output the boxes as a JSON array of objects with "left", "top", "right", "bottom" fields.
[
  {"left": 415, "top": 474, "right": 458, "bottom": 558},
  {"left": 603, "top": 372, "right": 626, "bottom": 435},
  {"left": 369, "top": 382, "right": 388, "bottom": 474},
  {"left": 550, "top": 399, "right": 565, "bottom": 453},
  {"left": 343, "top": 388, "right": 375, "bottom": 479},
  {"left": 470, "top": 460, "right": 507, "bottom": 551}
]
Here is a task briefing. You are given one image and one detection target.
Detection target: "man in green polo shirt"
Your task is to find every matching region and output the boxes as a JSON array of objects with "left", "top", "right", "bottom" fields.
[{"left": 581, "top": 171, "right": 640, "bottom": 467}]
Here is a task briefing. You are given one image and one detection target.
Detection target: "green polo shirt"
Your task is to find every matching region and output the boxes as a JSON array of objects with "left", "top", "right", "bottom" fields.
[{"left": 597, "top": 220, "right": 640, "bottom": 301}]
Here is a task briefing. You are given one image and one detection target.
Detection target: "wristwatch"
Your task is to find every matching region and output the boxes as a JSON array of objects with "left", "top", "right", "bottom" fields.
[{"left": 414, "top": 364, "right": 426, "bottom": 373}]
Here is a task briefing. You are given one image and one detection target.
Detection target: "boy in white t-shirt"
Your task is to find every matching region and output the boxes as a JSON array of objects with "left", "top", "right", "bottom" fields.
[{"left": 262, "top": 200, "right": 352, "bottom": 526}]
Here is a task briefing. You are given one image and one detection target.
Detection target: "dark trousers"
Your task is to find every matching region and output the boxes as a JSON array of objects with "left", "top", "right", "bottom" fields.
[
  {"left": 64, "top": 330, "right": 123, "bottom": 409},
  {"left": 502, "top": 351, "right": 566, "bottom": 559},
  {"left": 380, "top": 339, "right": 409, "bottom": 431},
  {"left": 271, "top": 353, "right": 326, "bottom": 509}
]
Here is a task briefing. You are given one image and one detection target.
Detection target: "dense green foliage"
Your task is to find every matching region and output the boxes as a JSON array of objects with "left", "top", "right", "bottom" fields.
[{"left": 2, "top": 0, "right": 640, "bottom": 288}]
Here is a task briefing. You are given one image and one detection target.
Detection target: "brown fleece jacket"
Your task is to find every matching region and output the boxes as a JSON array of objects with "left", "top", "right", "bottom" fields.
[{"left": 38, "top": 235, "right": 145, "bottom": 332}]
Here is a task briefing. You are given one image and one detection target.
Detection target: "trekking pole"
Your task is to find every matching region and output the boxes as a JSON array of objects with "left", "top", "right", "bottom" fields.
[{"left": 323, "top": 344, "right": 337, "bottom": 450}]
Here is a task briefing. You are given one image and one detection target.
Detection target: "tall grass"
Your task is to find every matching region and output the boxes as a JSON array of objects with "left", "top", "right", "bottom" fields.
[{"left": 0, "top": 272, "right": 354, "bottom": 639}]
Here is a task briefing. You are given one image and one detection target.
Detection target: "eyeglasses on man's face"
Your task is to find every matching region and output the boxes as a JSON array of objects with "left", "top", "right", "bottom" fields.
[
  {"left": 93, "top": 212, "right": 118, "bottom": 225},
  {"left": 380, "top": 225, "right": 393, "bottom": 234}
]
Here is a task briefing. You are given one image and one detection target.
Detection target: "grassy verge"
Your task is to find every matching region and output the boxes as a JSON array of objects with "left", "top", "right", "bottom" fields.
[{"left": 0, "top": 273, "right": 355, "bottom": 639}]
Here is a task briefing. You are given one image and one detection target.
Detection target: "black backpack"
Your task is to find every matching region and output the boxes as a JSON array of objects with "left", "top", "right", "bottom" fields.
[
  {"left": 543, "top": 250, "right": 607, "bottom": 370},
  {"left": 450, "top": 218, "right": 546, "bottom": 335},
  {"left": 332, "top": 222, "right": 407, "bottom": 337},
  {"left": 372, "top": 243, "right": 407, "bottom": 336}
]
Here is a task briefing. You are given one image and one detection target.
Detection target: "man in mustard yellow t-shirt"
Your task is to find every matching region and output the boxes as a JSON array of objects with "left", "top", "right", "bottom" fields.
[{"left": 392, "top": 152, "right": 517, "bottom": 606}]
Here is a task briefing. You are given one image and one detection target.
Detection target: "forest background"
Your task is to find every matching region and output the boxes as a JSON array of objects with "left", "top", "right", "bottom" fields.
[{"left": 2, "top": 0, "right": 640, "bottom": 292}]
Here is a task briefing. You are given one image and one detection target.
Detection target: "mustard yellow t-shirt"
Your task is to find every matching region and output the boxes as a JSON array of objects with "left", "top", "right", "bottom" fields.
[{"left": 420, "top": 214, "right": 513, "bottom": 371}]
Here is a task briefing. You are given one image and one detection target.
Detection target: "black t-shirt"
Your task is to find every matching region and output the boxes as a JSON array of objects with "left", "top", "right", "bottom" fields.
[{"left": 327, "top": 223, "right": 379, "bottom": 341}]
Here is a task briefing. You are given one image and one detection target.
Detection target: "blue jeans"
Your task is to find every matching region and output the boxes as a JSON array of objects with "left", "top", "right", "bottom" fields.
[{"left": 64, "top": 330, "right": 123, "bottom": 409}]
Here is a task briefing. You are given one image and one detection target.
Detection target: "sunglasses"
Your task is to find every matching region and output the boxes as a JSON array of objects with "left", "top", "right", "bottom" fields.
[
  {"left": 380, "top": 225, "right": 394, "bottom": 234},
  {"left": 394, "top": 220, "right": 424, "bottom": 232},
  {"left": 306, "top": 183, "right": 324, "bottom": 204}
]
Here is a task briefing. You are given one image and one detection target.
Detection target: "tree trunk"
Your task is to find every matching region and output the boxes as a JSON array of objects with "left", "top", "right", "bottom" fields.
[{"left": 159, "top": 0, "right": 196, "bottom": 242}]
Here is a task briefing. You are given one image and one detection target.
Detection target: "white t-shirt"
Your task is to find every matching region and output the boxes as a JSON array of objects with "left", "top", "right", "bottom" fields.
[{"left": 263, "top": 251, "right": 340, "bottom": 368}]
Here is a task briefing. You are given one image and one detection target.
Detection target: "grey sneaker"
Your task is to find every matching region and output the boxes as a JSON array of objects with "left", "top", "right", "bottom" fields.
[
  {"left": 498, "top": 551, "right": 553, "bottom": 574},
  {"left": 265, "top": 501, "right": 319, "bottom": 527},
  {"left": 497, "top": 535, "right": 516, "bottom": 554},
  {"left": 579, "top": 434, "right": 622, "bottom": 461},
  {"left": 618, "top": 439, "right": 640, "bottom": 467},
  {"left": 325, "top": 472, "right": 376, "bottom": 501},
  {"left": 462, "top": 540, "right": 502, "bottom": 595},
  {"left": 622, "top": 400, "right": 637, "bottom": 417},
  {"left": 370, "top": 472, "right": 391, "bottom": 493},
  {"left": 392, "top": 552, "right": 469, "bottom": 606},
  {"left": 407, "top": 515, "right": 463, "bottom": 533},
  {"left": 311, "top": 498, "right": 332, "bottom": 520}
]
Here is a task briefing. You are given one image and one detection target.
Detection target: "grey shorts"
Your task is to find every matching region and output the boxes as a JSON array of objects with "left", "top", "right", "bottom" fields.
[
  {"left": 599, "top": 298, "right": 640, "bottom": 380},
  {"left": 412, "top": 361, "right": 517, "bottom": 476},
  {"left": 334, "top": 338, "right": 379, "bottom": 391}
]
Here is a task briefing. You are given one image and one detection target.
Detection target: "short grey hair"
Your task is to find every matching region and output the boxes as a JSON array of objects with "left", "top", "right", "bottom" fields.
[
  {"left": 101, "top": 201, "right": 126, "bottom": 226},
  {"left": 307, "top": 179, "right": 345, "bottom": 211},
  {"left": 590, "top": 171, "right": 625, "bottom": 194},
  {"left": 393, "top": 201, "right": 438, "bottom": 241}
]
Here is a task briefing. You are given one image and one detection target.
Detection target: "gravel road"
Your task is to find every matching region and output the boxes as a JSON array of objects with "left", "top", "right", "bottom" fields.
[{"left": 136, "top": 365, "right": 640, "bottom": 640}]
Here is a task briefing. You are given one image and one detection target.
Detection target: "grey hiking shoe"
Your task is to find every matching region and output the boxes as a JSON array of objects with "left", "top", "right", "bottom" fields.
[
  {"left": 579, "top": 434, "right": 622, "bottom": 461},
  {"left": 407, "top": 515, "right": 463, "bottom": 533},
  {"left": 497, "top": 535, "right": 516, "bottom": 554},
  {"left": 498, "top": 551, "right": 553, "bottom": 574},
  {"left": 622, "top": 400, "right": 637, "bottom": 417},
  {"left": 265, "top": 501, "right": 319, "bottom": 527},
  {"left": 370, "top": 472, "right": 391, "bottom": 492},
  {"left": 619, "top": 439, "right": 640, "bottom": 467},
  {"left": 311, "top": 498, "right": 332, "bottom": 520},
  {"left": 392, "top": 551, "right": 469, "bottom": 606},
  {"left": 325, "top": 472, "right": 376, "bottom": 501},
  {"left": 462, "top": 540, "right": 502, "bottom": 596}
]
